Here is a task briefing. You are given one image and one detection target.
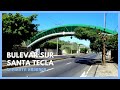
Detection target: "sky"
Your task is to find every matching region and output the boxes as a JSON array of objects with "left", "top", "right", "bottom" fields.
[{"left": 21, "top": 12, "right": 118, "bottom": 47}]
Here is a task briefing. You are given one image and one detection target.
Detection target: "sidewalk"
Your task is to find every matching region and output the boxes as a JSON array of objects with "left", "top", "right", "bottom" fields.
[
  {"left": 95, "top": 63, "right": 118, "bottom": 77},
  {"left": 87, "top": 63, "right": 118, "bottom": 78}
]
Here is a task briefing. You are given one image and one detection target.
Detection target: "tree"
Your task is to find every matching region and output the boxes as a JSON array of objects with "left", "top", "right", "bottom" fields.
[
  {"left": 90, "top": 38, "right": 103, "bottom": 53},
  {"left": 2, "top": 13, "right": 39, "bottom": 44},
  {"left": 2, "top": 13, "right": 39, "bottom": 59},
  {"left": 40, "top": 41, "right": 61, "bottom": 49},
  {"left": 74, "top": 26, "right": 118, "bottom": 63},
  {"left": 90, "top": 34, "right": 118, "bottom": 52},
  {"left": 106, "top": 34, "right": 118, "bottom": 51},
  {"left": 74, "top": 27, "right": 118, "bottom": 52},
  {"left": 74, "top": 27, "right": 99, "bottom": 43}
]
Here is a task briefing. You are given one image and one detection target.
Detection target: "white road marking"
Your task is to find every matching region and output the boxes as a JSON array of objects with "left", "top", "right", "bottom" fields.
[
  {"left": 80, "top": 71, "right": 86, "bottom": 77},
  {"left": 26, "top": 68, "right": 54, "bottom": 77},
  {"left": 80, "top": 65, "right": 92, "bottom": 77},
  {"left": 66, "top": 62, "right": 72, "bottom": 65},
  {"left": 40, "top": 68, "right": 54, "bottom": 73},
  {"left": 86, "top": 65, "right": 92, "bottom": 75}
]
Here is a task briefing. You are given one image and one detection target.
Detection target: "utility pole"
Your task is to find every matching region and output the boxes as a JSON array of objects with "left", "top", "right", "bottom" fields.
[
  {"left": 57, "top": 38, "right": 59, "bottom": 55},
  {"left": 102, "top": 13, "right": 106, "bottom": 65},
  {"left": 77, "top": 44, "right": 79, "bottom": 54},
  {"left": 71, "top": 36, "right": 72, "bottom": 54},
  {"left": 71, "top": 43, "right": 72, "bottom": 54},
  {"left": 78, "top": 44, "right": 81, "bottom": 53}
]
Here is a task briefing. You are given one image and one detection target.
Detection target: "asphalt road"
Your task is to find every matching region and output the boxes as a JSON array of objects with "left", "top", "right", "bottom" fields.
[{"left": 2, "top": 53, "right": 99, "bottom": 77}]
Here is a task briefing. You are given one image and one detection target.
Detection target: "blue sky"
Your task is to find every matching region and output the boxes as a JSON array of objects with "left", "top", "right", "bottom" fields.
[{"left": 21, "top": 12, "right": 118, "bottom": 47}]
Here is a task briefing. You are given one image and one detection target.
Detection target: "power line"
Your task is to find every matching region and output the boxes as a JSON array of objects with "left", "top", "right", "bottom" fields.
[
  {"left": 44, "top": 16, "right": 64, "bottom": 55},
  {"left": 45, "top": 16, "right": 64, "bottom": 26},
  {"left": 45, "top": 16, "right": 71, "bottom": 34}
]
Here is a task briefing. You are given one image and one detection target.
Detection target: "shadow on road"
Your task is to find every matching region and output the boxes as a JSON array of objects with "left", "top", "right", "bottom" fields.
[{"left": 74, "top": 57, "right": 101, "bottom": 65}]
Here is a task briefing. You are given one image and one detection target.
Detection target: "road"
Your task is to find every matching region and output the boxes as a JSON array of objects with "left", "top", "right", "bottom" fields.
[{"left": 2, "top": 53, "right": 100, "bottom": 77}]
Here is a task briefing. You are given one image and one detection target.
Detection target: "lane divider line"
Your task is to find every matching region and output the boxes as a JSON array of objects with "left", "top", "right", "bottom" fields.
[
  {"left": 66, "top": 62, "right": 72, "bottom": 65},
  {"left": 40, "top": 68, "right": 54, "bottom": 73},
  {"left": 26, "top": 68, "right": 55, "bottom": 77}
]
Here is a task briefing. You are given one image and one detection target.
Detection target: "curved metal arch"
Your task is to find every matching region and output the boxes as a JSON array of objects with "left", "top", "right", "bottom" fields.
[
  {"left": 26, "top": 24, "right": 118, "bottom": 47},
  {"left": 27, "top": 32, "right": 74, "bottom": 47}
]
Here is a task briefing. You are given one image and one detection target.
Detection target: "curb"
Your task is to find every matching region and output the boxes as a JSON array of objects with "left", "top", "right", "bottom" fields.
[{"left": 93, "top": 64, "right": 99, "bottom": 77}]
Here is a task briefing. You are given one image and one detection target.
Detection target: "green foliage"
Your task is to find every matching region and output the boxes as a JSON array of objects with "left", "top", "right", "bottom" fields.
[
  {"left": 90, "top": 38, "right": 103, "bottom": 53},
  {"left": 74, "top": 27, "right": 100, "bottom": 43},
  {"left": 2, "top": 13, "right": 39, "bottom": 43},
  {"left": 2, "top": 13, "right": 39, "bottom": 59},
  {"left": 74, "top": 26, "right": 118, "bottom": 53},
  {"left": 80, "top": 48, "right": 88, "bottom": 53},
  {"left": 106, "top": 34, "right": 118, "bottom": 51},
  {"left": 40, "top": 41, "right": 61, "bottom": 49},
  {"left": 90, "top": 34, "right": 118, "bottom": 52},
  {"left": 39, "top": 39, "right": 80, "bottom": 54}
]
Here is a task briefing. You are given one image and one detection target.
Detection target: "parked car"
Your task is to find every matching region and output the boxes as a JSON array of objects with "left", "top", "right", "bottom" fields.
[{"left": 75, "top": 58, "right": 96, "bottom": 65}]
